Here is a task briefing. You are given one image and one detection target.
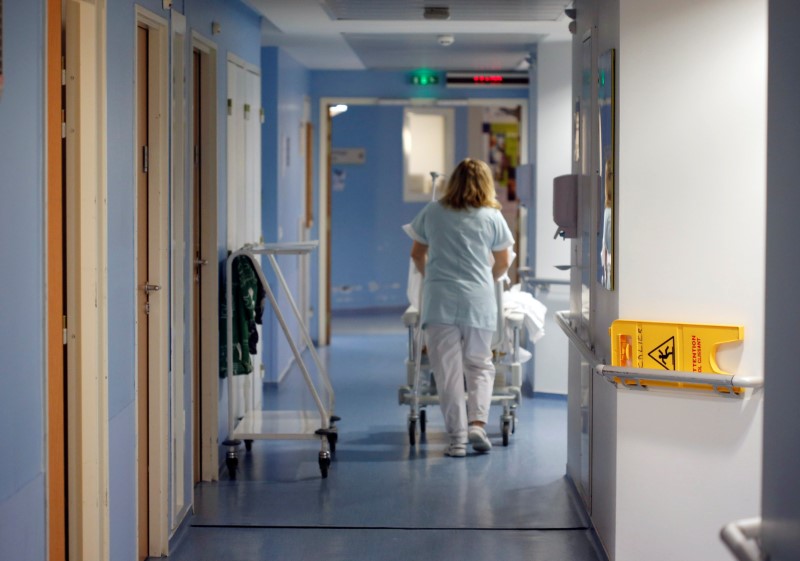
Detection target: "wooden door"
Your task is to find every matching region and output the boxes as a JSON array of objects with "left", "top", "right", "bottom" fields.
[
  {"left": 136, "top": 24, "right": 150, "bottom": 561},
  {"left": 47, "top": 0, "right": 67, "bottom": 558}
]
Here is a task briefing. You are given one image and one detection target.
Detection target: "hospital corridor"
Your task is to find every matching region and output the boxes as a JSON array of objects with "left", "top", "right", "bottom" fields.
[
  {"left": 167, "top": 311, "right": 603, "bottom": 561},
  {"left": 1, "top": 1, "right": 799, "bottom": 561}
]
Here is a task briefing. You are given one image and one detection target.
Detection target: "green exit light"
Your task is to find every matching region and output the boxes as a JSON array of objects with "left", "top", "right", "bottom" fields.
[{"left": 411, "top": 73, "right": 440, "bottom": 86}]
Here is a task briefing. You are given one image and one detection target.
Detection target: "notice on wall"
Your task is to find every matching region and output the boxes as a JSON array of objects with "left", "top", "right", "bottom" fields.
[
  {"left": 331, "top": 147, "right": 366, "bottom": 165},
  {"left": 482, "top": 106, "right": 521, "bottom": 197}
]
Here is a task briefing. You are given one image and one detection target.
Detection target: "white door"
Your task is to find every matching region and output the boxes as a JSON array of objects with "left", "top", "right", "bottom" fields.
[{"left": 227, "top": 57, "right": 263, "bottom": 418}]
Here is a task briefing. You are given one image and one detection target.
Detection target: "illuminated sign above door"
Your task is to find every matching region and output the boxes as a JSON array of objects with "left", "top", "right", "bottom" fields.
[{"left": 445, "top": 72, "right": 529, "bottom": 88}]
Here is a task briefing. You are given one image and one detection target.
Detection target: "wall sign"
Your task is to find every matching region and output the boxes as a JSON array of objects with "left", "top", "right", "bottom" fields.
[
  {"left": 331, "top": 147, "right": 366, "bottom": 165},
  {"left": 445, "top": 72, "right": 529, "bottom": 88}
]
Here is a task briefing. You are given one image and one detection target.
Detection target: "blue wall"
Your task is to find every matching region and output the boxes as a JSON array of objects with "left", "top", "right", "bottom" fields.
[
  {"left": 105, "top": 5, "right": 145, "bottom": 554},
  {"left": 0, "top": 1, "right": 47, "bottom": 558},
  {"left": 329, "top": 105, "right": 425, "bottom": 310},
  {"left": 306, "top": 71, "right": 529, "bottom": 313},
  {"left": 257, "top": 65, "right": 527, "bottom": 368},
  {"left": 261, "top": 47, "right": 311, "bottom": 382}
]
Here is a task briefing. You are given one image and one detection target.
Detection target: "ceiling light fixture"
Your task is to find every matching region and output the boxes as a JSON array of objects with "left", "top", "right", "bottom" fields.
[
  {"left": 437, "top": 35, "right": 454, "bottom": 47},
  {"left": 329, "top": 104, "right": 348, "bottom": 117},
  {"left": 424, "top": 6, "right": 450, "bottom": 20}
]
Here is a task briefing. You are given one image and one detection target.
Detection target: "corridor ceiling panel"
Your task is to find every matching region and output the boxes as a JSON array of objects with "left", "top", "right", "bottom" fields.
[
  {"left": 321, "top": 0, "right": 571, "bottom": 22},
  {"left": 344, "top": 33, "right": 541, "bottom": 71},
  {"left": 241, "top": 0, "right": 572, "bottom": 70}
]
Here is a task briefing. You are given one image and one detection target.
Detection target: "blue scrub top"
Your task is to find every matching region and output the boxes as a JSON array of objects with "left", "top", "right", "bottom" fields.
[{"left": 409, "top": 201, "right": 514, "bottom": 331}]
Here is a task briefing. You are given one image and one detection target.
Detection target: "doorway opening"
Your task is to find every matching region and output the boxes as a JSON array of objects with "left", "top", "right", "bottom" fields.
[{"left": 317, "top": 97, "right": 528, "bottom": 344}]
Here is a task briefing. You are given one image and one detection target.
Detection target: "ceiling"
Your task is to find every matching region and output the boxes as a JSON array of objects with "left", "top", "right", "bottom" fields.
[{"left": 240, "top": 0, "right": 574, "bottom": 71}]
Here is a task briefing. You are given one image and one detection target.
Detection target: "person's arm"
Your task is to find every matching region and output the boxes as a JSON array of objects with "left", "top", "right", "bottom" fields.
[
  {"left": 491, "top": 247, "right": 511, "bottom": 281},
  {"left": 411, "top": 241, "right": 428, "bottom": 276}
]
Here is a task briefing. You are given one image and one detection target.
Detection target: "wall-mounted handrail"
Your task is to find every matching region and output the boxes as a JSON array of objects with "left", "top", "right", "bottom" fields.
[
  {"left": 720, "top": 517, "right": 763, "bottom": 561},
  {"left": 555, "top": 311, "right": 764, "bottom": 395},
  {"left": 518, "top": 268, "right": 570, "bottom": 292},
  {"left": 597, "top": 365, "right": 764, "bottom": 390},
  {"left": 522, "top": 277, "right": 571, "bottom": 286},
  {"left": 554, "top": 310, "right": 599, "bottom": 368}
]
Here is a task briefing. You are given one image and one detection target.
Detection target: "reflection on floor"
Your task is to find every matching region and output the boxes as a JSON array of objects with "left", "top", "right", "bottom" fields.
[{"left": 165, "top": 310, "right": 607, "bottom": 561}]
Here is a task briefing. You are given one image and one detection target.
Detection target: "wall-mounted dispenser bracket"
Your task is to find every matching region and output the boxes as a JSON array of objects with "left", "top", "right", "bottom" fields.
[{"left": 553, "top": 174, "right": 578, "bottom": 239}]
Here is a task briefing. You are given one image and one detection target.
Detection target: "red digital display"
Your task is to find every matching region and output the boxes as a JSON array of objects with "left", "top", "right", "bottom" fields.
[
  {"left": 445, "top": 72, "right": 529, "bottom": 88},
  {"left": 473, "top": 75, "right": 504, "bottom": 83}
]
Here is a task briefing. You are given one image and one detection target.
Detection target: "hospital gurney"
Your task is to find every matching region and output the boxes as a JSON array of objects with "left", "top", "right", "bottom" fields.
[{"left": 398, "top": 281, "right": 529, "bottom": 447}]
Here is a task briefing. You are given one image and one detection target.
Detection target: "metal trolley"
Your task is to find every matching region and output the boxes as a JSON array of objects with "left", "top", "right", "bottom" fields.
[
  {"left": 398, "top": 281, "right": 524, "bottom": 446},
  {"left": 223, "top": 242, "right": 338, "bottom": 478}
]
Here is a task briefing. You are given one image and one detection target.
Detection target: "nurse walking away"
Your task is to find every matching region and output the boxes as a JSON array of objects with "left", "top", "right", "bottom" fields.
[{"left": 407, "top": 158, "right": 514, "bottom": 457}]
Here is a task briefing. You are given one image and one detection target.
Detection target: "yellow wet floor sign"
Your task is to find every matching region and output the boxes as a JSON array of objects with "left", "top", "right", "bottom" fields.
[{"left": 610, "top": 320, "right": 744, "bottom": 393}]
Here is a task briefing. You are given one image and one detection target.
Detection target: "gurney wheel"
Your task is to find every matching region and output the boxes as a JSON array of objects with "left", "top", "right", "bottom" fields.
[
  {"left": 502, "top": 421, "right": 511, "bottom": 446},
  {"left": 319, "top": 453, "right": 331, "bottom": 478},
  {"left": 408, "top": 419, "right": 417, "bottom": 446},
  {"left": 419, "top": 409, "right": 427, "bottom": 434},
  {"left": 226, "top": 454, "right": 238, "bottom": 479}
]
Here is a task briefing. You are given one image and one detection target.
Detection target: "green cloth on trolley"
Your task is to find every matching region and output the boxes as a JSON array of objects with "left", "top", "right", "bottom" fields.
[{"left": 220, "top": 255, "right": 263, "bottom": 377}]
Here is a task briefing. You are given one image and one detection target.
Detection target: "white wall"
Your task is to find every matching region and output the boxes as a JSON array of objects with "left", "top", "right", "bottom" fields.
[
  {"left": 535, "top": 40, "right": 573, "bottom": 282},
  {"left": 608, "top": 0, "right": 767, "bottom": 559},
  {"left": 533, "top": 40, "right": 572, "bottom": 395}
]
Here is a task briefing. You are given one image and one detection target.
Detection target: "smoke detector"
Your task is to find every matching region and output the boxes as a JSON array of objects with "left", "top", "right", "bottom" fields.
[
  {"left": 424, "top": 6, "right": 450, "bottom": 20},
  {"left": 437, "top": 34, "right": 455, "bottom": 47}
]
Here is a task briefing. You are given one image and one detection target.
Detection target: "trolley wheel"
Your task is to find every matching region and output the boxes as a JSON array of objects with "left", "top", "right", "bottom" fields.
[
  {"left": 408, "top": 419, "right": 417, "bottom": 446},
  {"left": 226, "top": 455, "right": 239, "bottom": 479},
  {"left": 319, "top": 453, "right": 331, "bottom": 478},
  {"left": 502, "top": 421, "right": 511, "bottom": 447},
  {"left": 326, "top": 432, "right": 338, "bottom": 454},
  {"left": 244, "top": 439, "right": 253, "bottom": 452},
  {"left": 419, "top": 409, "right": 427, "bottom": 434}
]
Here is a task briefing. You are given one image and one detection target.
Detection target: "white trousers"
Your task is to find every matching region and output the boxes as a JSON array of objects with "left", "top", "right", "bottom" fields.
[{"left": 425, "top": 323, "right": 495, "bottom": 442}]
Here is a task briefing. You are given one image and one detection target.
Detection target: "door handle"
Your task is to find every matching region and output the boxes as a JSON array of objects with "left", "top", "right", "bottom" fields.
[{"left": 144, "top": 283, "right": 161, "bottom": 294}]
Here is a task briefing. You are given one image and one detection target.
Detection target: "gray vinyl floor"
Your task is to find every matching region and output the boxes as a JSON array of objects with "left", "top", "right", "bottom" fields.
[{"left": 164, "top": 310, "right": 606, "bottom": 561}]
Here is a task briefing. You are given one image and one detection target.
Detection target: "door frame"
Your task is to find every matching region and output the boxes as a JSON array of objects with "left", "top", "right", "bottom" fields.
[
  {"left": 134, "top": 6, "right": 170, "bottom": 557},
  {"left": 316, "top": 97, "right": 528, "bottom": 344},
  {"left": 64, "top": 0, "right": 109, "bottom": 559},
  {"left": 47, "top": 0, "right": 66, "bottom": 559},
  {"left": 317, "top": 97, "right": 366, "bottom": 345},
  {"left": 300, "top": 97, "right": 313, "bottom": 331},
  {"left": 190, "top": 31, "right": 220, "bottom": 482},
  {"left": 169, "top": 10, "right": 191, "bottom": 532}
]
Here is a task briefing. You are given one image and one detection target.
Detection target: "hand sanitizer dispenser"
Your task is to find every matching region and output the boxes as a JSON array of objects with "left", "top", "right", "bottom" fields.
[{"left": 553, "top": 174, "right": 578, "bottom": 239}]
